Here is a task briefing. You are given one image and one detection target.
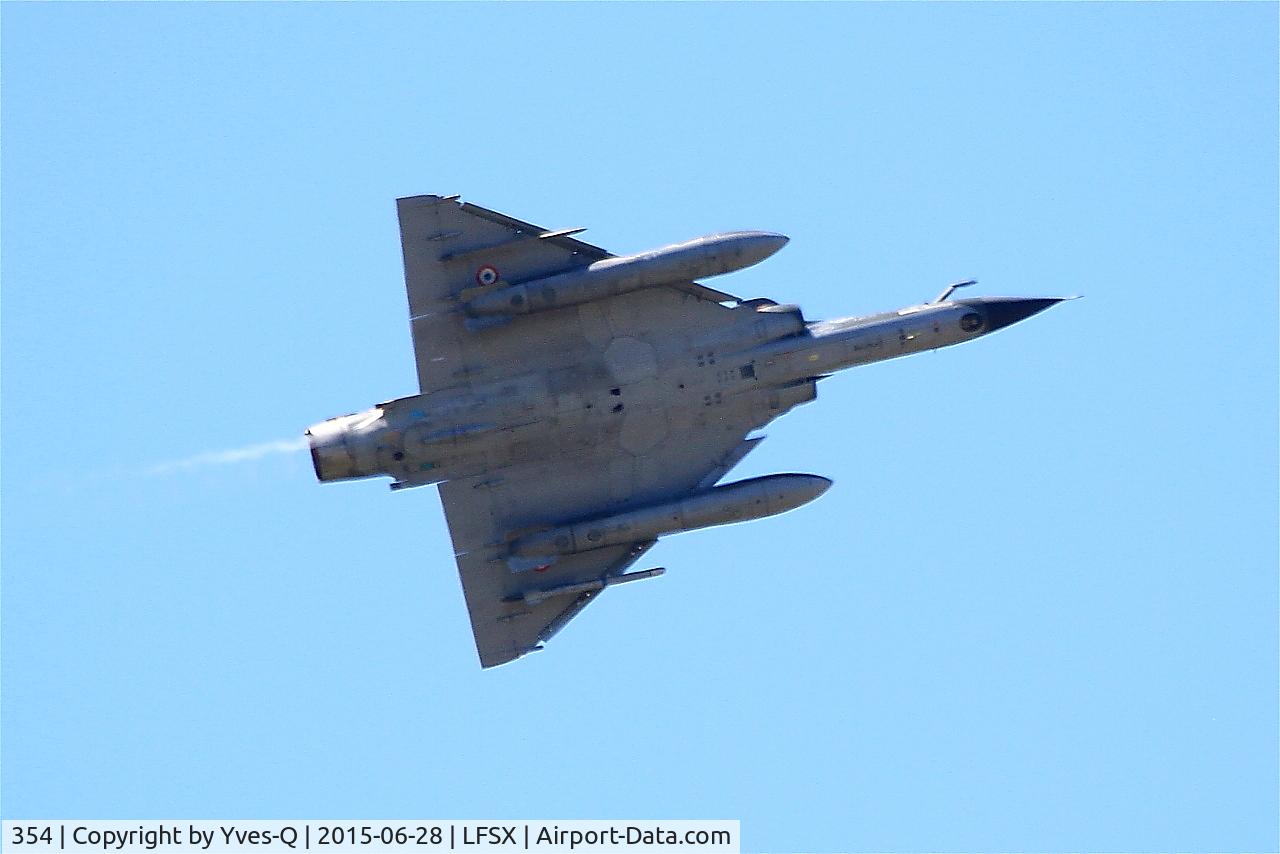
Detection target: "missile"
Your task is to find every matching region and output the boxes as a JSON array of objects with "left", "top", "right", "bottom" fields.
[
  {"left": 466, "top": 230, "right": 789, "bottom": 317},
  {"left": 508, "top": 473, "right": 831, "bottom": 563},
  {"left": 518, "top": 567, "right": 667, "bottom": 606}
]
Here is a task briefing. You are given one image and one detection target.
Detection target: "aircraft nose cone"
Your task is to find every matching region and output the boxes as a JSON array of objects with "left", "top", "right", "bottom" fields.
[{"left": 980, "top": 297, "right": 1065, "bottom": 333}]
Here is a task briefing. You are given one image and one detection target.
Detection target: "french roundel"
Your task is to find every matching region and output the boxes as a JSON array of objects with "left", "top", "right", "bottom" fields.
[{"left": 476, "top": 265, "right": 499, "bottom": 286}]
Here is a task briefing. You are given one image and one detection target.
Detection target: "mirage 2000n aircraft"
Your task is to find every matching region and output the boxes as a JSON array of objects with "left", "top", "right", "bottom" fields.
[{"left": 307, "top": 195, "right": 1068, "bottom": 668}]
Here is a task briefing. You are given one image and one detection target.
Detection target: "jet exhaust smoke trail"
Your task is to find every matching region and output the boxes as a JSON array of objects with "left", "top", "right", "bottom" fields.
[{"left": 144, "top": 436, "right": 309, "bottom": 476}]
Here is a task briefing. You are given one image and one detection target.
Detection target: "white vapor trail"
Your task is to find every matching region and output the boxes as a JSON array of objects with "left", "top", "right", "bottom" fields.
[{"left": 144, "top": 436, "right": 310, "bottom": 476}]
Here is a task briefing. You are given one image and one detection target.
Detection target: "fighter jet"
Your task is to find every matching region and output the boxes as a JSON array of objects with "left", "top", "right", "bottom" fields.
[{"left": 308, "top": 195, "right": 1068, "bottom": 668}]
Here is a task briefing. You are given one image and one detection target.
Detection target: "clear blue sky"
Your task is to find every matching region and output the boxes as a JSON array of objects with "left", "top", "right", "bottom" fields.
[{"left": 3, "top": 4, "right": 1276, "bottom": 851}]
